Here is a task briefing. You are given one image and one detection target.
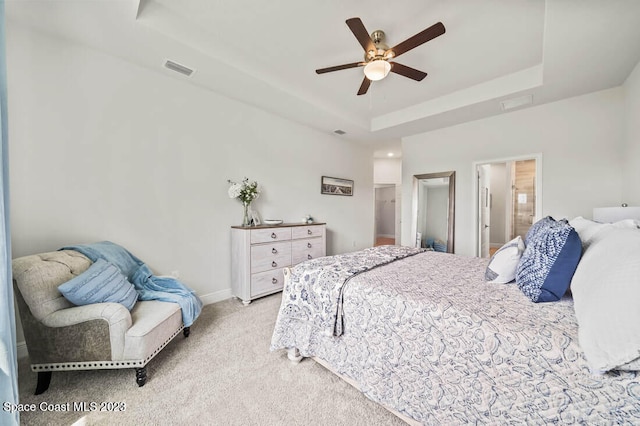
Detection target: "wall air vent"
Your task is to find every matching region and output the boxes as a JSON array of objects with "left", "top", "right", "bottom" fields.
[
  {"left": 500, "top": 94, "right": 533, "bottom": 111},
  {"left": 333, "top": 129, "right": 346, "bottom": 135},
  {"left": 164, "top": 60, "right": 195, "bottom": 77}
]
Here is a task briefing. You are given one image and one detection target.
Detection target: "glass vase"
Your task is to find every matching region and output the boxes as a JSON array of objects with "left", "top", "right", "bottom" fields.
[{"left": 242, "top": 202, "right": 251, "bottom": 227}]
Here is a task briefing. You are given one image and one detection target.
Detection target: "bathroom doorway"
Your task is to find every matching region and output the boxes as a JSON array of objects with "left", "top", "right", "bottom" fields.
[
  {"left": 474, "top": 155, "right": 542, "bottom": 257},
  {"left": 374, "top": 184, "right": 398, "bottom": 246}
]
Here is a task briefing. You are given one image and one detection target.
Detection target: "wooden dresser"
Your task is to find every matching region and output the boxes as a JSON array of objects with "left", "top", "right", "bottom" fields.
[{"left": 231, "top": 223, "right": 326, "bottom": 305}]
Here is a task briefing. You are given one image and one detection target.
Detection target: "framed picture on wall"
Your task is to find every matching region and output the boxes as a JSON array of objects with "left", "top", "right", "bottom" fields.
[{"left": 321, "top": 176, "right": 354, "bottom": 196}]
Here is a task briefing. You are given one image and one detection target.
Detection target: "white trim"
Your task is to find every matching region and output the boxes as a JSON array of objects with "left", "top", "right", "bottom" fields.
[
  {"left": 505, "top": 161, "right": 514, "bottom": 243},
  {"left": 472, "top": 153, "right": 543, "bottom": 257},
  {"left": 199, "top": 288, "right": 233, "bottom": 305},
  {"left": 490, "top": 243, "right": 503, "bottom": 249},
  {"left": 376, "top": 234, "right": 395, "bottom": 239}
]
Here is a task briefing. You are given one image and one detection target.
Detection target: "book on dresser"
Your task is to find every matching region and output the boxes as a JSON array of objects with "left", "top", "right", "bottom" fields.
[{"left": 230, "top": 223, "right": 327, "bottom": 305}]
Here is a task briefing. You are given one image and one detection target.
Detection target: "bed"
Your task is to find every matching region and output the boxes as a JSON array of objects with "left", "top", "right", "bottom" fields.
[{"left": 270, "top": 226, "right": 640, "bottom": 424}]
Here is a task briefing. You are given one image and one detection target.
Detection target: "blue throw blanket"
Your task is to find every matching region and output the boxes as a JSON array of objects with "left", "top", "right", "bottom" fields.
[{"left": 61, "top": 241, "right": 202, "bottom": 327}]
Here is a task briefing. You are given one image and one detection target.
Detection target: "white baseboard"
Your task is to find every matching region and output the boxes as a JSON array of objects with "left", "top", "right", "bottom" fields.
[
  {"left": 15, "top": 289, "right": 233, "bottom": 360},
  {"left": 199, "top": 288, "right": 233, "bottom": 305},
  {"left": 376, "top": 234, "right": 395, "bottom": 239},
  {"left": 490, "top": 242, "right": 504, "bottom": 248}
]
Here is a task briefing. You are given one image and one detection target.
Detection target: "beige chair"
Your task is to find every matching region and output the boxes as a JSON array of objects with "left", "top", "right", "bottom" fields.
[{"left": 13, "top": 249, "right": 190, "bottom": 394}]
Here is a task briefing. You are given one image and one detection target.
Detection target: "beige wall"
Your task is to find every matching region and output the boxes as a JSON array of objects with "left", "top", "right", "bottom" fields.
[
  {"left": 8, "top": 24, "right": 374, "bottom": 346},
  {"left": 373, "top": 158, "right": 402, "bottom": 185},
  {"left": 402, "top": 87, "right": 625, "bottom": 256}
]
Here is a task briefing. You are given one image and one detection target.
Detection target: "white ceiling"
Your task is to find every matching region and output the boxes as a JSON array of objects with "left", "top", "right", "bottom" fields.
[{"left": 7, "top": 1, "right": 640, "bottom": 157}]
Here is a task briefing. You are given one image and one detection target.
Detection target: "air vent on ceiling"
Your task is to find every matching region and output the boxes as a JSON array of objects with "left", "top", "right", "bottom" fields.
[
  {"left": 333, "top": 129, "right": 346, "bottom": 135},
  {"left": 500, "top": 94, "right": 533, "bottom": 111},
  {"left": 164, "top": 59, "right": 195, "bottom": 77}
]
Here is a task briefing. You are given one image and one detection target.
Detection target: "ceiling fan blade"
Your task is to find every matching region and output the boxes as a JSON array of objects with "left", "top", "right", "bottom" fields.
[
  {"left": 316, "top": 62, "right": 364, "bottom": 74},
  {"left": 390, "top": 62, "right": 428, "bottom": 81},
  {"left": 357, "top": 77, "right": 371, "bottom": 96},
  {"left": 346, "top": 18, "right": 375, "bottom": 53},
  {"left": 389, "top": 22, "right": 445, "bottom": 58}
]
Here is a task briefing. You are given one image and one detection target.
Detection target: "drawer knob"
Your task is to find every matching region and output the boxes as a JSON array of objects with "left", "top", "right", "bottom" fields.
[
  {"left": 307, "top": 242, "right": 312, "bottom": 248},
  {"left": 272, "top": 248, "right": 278, "bottom": 254},
  {"left": 271, "top": 232, "right": 277, "bottom": 239},
  {"left": 307, "top": 254, "right": 312, "bottom": 260},
  {"left": 272, "top": 278, "right": 278, "bottom": 284},
  {"left": 307, "top": 229, "right": 312, "bottom": 235},
  {"left": 272, "top": 261, "right": 277, "bottom": 267}
]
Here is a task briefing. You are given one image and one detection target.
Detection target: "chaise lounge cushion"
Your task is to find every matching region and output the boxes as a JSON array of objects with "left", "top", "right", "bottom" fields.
[{"left": 123, "top": 301, "right": 182, "bottom": 361}]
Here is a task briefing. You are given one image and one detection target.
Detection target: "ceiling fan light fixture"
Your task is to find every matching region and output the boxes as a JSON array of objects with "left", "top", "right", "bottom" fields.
[{"left": 364, "top": 59, "right": 391, "bottom": 81}]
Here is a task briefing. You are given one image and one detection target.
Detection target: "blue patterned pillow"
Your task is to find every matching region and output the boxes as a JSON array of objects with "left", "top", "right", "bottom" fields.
[
  {"left": 516, "top": 219, "right": 582, "bottom": 302},
  {"left": 58, "top": 258, "right": 138, "bottom": 310},
  {"left": 524, "top": 216, "right": 556, "bottom": 246}
]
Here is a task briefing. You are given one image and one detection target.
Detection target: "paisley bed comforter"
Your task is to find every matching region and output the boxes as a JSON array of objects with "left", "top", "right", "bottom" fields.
[{"left": 270, "top": 247, "right": 640, "bottom": 424}]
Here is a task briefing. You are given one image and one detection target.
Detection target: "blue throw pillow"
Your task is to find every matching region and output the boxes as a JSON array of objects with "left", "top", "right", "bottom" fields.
[
  {"left": 58, "top": 258, "right": 138, "bottom": 310},
  {"left": 524, "top": 216, "right": 556, "bottom": 246},
  {"left": 516, "top": 219, "right": 582, "bottom": 302},
  {"left": 433, "top": 240, "right": 447, "bottom": 253}
]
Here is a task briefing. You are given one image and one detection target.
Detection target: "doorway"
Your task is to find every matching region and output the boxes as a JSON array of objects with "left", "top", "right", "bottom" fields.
[
  {"left": 374, "top": 185, "right": 397, "bottom": 246},
  {"left": 475, "top": 155, "right": 542, "bottom": 257}
]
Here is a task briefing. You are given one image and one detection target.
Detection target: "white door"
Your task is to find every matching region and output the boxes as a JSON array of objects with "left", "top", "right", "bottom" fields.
[{"left": 478, "top": 165, "right": 491, "bottom": 258}]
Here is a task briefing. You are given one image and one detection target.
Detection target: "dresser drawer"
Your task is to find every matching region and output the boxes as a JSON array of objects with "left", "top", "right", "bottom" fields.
[
  {"left": 251, "top": 227, "right": 292, "bottom": 244},
  {"left": 232, "top": 223, "right": 325, "bottom": 305},
  {"left": 251, "top": 242, "right": 291, "bottom": 273},
  {"left": 291, "top": 237, "right": 325, "bottom": 265},
  {"left": 251, "top": 269, "right": 284, "bottom": 297},
  {"left": 291, "top": 225, "right": 324, "bottom": 240}
]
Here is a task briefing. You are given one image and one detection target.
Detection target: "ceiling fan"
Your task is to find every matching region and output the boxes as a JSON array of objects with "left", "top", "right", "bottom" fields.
[{"left": 316, "top": 18, "right": 445, "bottom": 95}]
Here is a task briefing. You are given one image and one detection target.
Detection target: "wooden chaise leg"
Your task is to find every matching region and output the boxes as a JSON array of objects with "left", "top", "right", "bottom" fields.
[
  {"left": 34, "top": 371, "right": 52, "bottom": 395},
  {"left": 135, "top": 367, "right": 147, "bottom": 387},
  {"left": 183, "top": 327, "right": 190, "bottom": 338}
]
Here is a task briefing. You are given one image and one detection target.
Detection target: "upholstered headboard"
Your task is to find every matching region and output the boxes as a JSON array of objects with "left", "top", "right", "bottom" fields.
[{"left": 593, "top": 206, "right": 640, "bottom": 223}]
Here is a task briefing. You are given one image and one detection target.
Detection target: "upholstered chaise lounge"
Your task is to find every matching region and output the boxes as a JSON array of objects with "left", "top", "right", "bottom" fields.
[{"left": 13, "top": 249, "right": 190, "bottom": 394}]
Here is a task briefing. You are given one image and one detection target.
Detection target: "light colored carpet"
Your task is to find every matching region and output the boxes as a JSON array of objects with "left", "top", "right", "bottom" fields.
[{"left": 17, "top": 294, "right": 405, "bottom": 425}]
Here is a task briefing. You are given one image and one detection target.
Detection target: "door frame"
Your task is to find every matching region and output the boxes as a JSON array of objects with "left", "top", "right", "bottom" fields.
[
  {"left": 472, "top": 153, "right": 543, "bottom": 257},
  {"left": 477, "top": 164, "right": 491, "bottom": 258},
  {"left": 373, "top": 183, "right": 399, "bottom": 245}
]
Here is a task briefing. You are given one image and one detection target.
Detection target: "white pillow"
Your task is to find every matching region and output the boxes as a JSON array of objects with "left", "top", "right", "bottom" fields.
[
  {"left": 571, "top": 226, "right": 640, "bottom": 372},
  {"left": 485, "top": 236, "right": 525, "bottom": 284},
  {"left": 570, "top": 216, "right": 639, "bottom": 250}
]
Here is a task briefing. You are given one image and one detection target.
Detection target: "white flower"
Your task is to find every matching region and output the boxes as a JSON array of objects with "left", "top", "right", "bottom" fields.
[
  {"left": 227, "top": 178, "right": 260, "bottom": 204},
  {"left": 228, "top": 183, "right": 242, "bottom": 199}
]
